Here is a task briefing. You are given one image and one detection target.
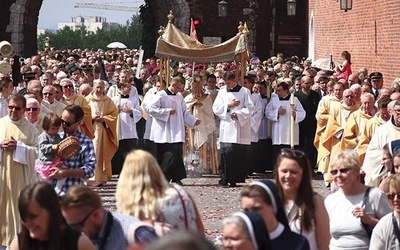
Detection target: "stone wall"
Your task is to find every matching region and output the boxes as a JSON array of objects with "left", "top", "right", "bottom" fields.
[{"left": 0, "top": 0, "right": 42, "bottom": 57}]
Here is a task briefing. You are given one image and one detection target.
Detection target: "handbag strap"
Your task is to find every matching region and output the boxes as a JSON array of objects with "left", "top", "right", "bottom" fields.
[
  {"left": 392, "top": 213, "right": 400, "bottom": 243},
  {"left": 171, "top": 185, "right": 189, "bottom": 229},
  {"left": 361, "top": 187, "right": 372, "bottom": 238}
]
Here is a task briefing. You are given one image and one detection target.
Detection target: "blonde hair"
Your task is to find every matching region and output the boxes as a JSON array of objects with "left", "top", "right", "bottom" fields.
[
  {"left": 330, "top": 150, "right": 360, "bottom": 171},
  {"left": 115, "top": 150, "right": 169, "bottom": 221},
  {"left": 388, "top": 174, "right": 400, "bottom": 191}
]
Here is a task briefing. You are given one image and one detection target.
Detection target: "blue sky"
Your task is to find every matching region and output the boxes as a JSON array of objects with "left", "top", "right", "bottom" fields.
[{"left": 38, "top": 0, "right": 144, "bottom": 30}]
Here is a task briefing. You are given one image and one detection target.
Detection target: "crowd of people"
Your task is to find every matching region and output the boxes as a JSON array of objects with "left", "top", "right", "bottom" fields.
[{"left": 1, "top": 47, "right": 400, "bottom": 249}]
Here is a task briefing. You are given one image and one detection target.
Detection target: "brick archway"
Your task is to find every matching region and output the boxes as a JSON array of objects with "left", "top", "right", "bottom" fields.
[{"left": 0, "top": 0, "right": 43, "bottom": 57}]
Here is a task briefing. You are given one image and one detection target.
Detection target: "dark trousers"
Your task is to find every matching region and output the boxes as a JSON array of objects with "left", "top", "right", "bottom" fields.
[
  {"left": 256, "top": 139, "right": 273, "bottom": 172},
  {"left": 143, "top": 139, "right": 157, "bottom": 158},
  {"left": 299, "top": 124, "right": 318, "bottom": 168},
  {"left": 111, "top": 139, "right": 137, "bottom": 175},
  {"left": 156, "top": 142, "right": 186, "bottom": 182},
  {"left": 220, "top": 143, "right": 249, "bottom": 184},
  {"left": 247, "top": 142, "right": 259, "bottom": 174}
]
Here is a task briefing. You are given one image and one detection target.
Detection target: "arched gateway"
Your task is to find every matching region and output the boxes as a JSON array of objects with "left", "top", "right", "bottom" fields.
[{"left": 0, "top": 0, "right": 190, "bottom": 57}]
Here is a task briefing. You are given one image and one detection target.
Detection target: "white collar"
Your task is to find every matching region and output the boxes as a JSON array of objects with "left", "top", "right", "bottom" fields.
[{"left": 269, "top": 222, "right": 285, "bottom": 240}]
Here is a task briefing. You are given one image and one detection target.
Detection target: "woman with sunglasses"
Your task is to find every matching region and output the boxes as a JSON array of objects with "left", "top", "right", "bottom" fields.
[
  {"left": 370, "top": 174, "right": 400, "bottom": 249},
  {"left": 324, "top": 150, "right": 391, "bottom": 250},
  {"left": 10, "top": 182, "right": 95, "bottom": 250},
  {"left": 275, "top": 148, "right": 330, "bottom": 250}
]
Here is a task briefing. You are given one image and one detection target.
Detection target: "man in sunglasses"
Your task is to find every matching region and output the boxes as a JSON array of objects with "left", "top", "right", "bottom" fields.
[
  {"left": 25, "top": 98, "right": 44, "bottom": 133},
  {"left": 49, "top": 104, "right": 95, "bottom": 194},
  {"left": 42, "top": 85, "right": 66, "bottom": 117},
  {"left": 61, "top": 185, "right": 157, "bottom": 250},
  {"left": 0, "top": 94, "right": 39, "bottom": 248}
]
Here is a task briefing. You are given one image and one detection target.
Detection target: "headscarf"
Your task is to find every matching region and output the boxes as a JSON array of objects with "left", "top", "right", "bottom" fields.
[
  {"left": 234, "top": 211, "right": 271, "bottom": 250},
  {"left": 249, "top": 180, "right": 289, "bottom": 229}
]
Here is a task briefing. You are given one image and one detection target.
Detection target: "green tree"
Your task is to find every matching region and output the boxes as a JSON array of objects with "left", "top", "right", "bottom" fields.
[{"left": 37, "top": 15, "right": 144, "bottom": 51}]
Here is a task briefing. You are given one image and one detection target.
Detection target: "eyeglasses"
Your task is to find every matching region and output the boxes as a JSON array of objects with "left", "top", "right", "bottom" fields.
[
  {"left": 63, "top": 85, "right": 74, "bottom": 89},
  {"left": 61, "top": 119, "right": 77, "bottom": 127},
  {"left": 26, "top": 107, "right": 39, "bottom": 112},
  {"left": 8, "top": 105, "right": 22, "bottom": 111},
  {"left": 68, "top": 208, "right": 96, "bottom": 232},
  {"left": 330, "top": 168, "right": 351, "bottom": 175},
  {"left": 387, "top": 193, "right": 400, "bottom": 201},
  {"left": 281, "top": 148, "right": 306, "bottom": 159},
  {"left": 43, "top": 92, "right": 53, "bottom": 96}
]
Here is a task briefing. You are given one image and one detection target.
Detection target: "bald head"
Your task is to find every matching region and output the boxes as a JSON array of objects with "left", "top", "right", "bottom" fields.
[
  {"left": 79, "top": 83, "right": 92, "bottom": 97},
  {"left": 390, "top": 92, "right": 400, "bottom": 101}
]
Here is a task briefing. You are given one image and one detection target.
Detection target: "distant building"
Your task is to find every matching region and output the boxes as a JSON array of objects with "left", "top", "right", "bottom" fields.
[{"left": 58, "top": 16, "right": 119, "bottom": 33}]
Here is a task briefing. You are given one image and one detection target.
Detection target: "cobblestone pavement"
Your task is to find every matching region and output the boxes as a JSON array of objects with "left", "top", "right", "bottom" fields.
[{"left": 93, "top": 173, "right": 332, "bottom": 238}]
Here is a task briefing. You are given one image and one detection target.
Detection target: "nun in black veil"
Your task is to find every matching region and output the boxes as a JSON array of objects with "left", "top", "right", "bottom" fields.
[{"left": 240, "top": 180, "right": 310, "bottom": 250}]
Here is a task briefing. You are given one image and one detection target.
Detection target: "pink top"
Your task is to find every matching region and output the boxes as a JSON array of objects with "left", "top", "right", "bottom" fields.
[{"left": 337, "top": 61, "right": 352, "bottom": 80}]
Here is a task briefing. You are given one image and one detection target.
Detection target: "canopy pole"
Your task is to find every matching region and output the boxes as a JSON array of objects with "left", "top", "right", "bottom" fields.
[
  {"left": 166, "top": 58, "right": 171, "bottom": 86},
  {"left": 241, "top": 52, "right": 245, "bottom": 85},
  {"left": 159, "top": 58, "right": 164, "bottom": 89}
]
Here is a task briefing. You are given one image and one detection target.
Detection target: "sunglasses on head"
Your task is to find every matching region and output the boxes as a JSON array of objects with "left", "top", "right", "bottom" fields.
[
  {"left": 330, "top": 168, "right": 350, "bottom": 175},
  {"left": 8, "top": 105, "right": 22, "bottom": 111},
  {"left": 26, "top": 107, "right": 39, "bottom": 112},
  {"left": 280, "top": 148, "right": 305, "bottom": 158},
  {"left": 61, "top": 119, "right": 77, "bottom": 127},
  {"left": 387, "top": 193, "right": 400, "bottom": 201}
]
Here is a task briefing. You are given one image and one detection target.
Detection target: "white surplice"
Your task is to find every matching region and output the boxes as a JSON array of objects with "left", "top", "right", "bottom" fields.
[
  {"left": 112, "top": 95, "right": 143, "bottom": 140},
  {"left": 149, "top": 90, "right": 197, "bottom": 143},
  {"left": 266, "top": 95, "right": 306, "bottom": 145},
  {"left": 212, "top": 86, "right": 255, "bottom": 145}
]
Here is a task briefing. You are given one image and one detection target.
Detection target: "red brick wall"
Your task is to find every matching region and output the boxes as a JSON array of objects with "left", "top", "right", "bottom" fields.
[{"left": 309, "top": 0, "right": 400, "bottom": 85}]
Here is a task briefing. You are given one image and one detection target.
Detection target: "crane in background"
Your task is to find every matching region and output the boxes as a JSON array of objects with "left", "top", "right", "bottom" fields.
[{"left": 74, "top": 2, "right": 140, "bottom": 13}]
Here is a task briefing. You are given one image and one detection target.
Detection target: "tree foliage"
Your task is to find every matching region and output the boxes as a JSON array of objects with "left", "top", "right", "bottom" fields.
[{"left": 38, "top": 15, "right": 143, "bottom": 51}]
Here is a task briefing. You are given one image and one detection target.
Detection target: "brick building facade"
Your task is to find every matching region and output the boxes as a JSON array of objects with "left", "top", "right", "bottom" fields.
[{"left": 309, "top": 0, "right": 400, "bottom": 84}]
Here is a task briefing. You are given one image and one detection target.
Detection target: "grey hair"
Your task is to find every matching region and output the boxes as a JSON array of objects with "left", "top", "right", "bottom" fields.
[
  {"left": 60, "top": 78, "right": 73, "bottom": 86},
  {"left": 26, "top": 98, "right": 40, "bottom": 107},
  {"left": 360, "top": 92, "right": 374, "bottom": 100},
  {"left": 222, "top": 215, "right": 250, "bottom": 237}
]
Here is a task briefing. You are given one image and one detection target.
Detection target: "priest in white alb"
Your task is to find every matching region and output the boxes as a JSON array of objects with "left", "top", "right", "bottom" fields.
[
  {"left": 0, "top": 95, "right": 39, "bottom": 248},
  {"left": 363, "top": 100, "right": 400, "bottom": 186}
]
